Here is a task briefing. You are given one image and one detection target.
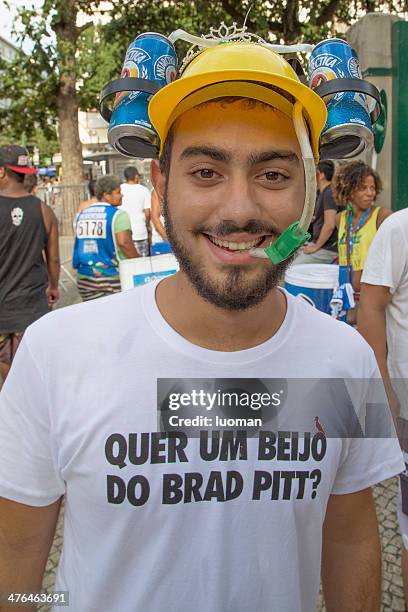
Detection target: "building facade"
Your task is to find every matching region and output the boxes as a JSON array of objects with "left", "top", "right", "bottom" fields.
[{"left": 0, "top": 34, "right": 18, "bottom": 110}]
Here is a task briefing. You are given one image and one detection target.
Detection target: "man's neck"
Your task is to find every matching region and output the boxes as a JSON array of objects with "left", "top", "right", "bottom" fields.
[
  {"left": 127, "top": 180, "right": 139, "bottom": 185},
  {"left": 0, "top": 183, "right": 29, "bottom": 197},
  {"left": 156, "top": 272, "right": 287, "bottom": 352},
  {"left": 319, "top": 179, "right": 331, "bottom": 192}
]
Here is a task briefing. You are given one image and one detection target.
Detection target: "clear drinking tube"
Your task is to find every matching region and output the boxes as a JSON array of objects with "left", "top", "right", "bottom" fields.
[
  {"left": 169, "top": 29, "right": 313, "bottom": 55},
  {"left": 293, "top": 102, "right": 317, "bottom": 233},
  {"left": 250, "top": 102, "right": 317, "bottom": 259}
]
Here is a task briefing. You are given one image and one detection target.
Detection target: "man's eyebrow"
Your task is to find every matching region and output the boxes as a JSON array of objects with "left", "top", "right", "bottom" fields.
[
  {"left": 248, "top": 150, "right": 299, "bottom": 165},
  {"left": 179, "top": 146, "right": 299, "bottom": 165},
  {"left": 180, "top": 146, "right": 232, "bottom": 163}
]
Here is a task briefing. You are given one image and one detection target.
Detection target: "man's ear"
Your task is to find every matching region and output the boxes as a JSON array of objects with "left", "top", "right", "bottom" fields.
[{"left": 151, "top": 159, "right": 166, "bottom": 213}]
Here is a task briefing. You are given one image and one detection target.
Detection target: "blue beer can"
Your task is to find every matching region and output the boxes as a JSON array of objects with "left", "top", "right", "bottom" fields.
[
  {"left": 108, "top": 33, "right": 178, "bottom": 157},
  {"left": 308, "top": 38, "right": 373, "bottom": 157}
]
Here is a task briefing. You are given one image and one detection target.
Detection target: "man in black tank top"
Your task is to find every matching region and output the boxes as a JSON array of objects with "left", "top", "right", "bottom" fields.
[{"left": 0, "top": 145, "right": 60, "bottom": 380}]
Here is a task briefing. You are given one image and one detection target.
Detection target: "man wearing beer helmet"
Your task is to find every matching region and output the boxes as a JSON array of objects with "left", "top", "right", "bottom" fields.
[{"left": 0, "top": 26, "right": 403, "bottom": 612}]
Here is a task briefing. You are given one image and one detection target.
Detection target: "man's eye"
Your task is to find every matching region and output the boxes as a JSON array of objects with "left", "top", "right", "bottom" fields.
[
  {"left": 193, "top": 169, "right": 216, "bottom": 179},
  {"left": 263, "top": 171, "right": 286, "bottom": 182}
]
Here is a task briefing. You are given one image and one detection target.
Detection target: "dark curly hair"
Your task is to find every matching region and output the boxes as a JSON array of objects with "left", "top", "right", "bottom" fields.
[{"left": 332, "top": 160, "right": 382, "bottom": 207}]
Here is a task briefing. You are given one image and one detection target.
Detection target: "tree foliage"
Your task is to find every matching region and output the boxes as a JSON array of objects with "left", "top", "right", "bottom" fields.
[
  {"left": 0, "top": 1, "right": 118, "bottom": 163},
  {"left": 105, "top": 0, "right": 408, "bottom": 51},
  {"left": 0, "top": 0, "right": 406, "bottom": 167}
]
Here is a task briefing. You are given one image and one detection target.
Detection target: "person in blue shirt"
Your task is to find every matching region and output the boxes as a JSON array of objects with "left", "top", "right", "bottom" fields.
[{"left": 73, "top": 175, "right": 139, "bottom": 300}]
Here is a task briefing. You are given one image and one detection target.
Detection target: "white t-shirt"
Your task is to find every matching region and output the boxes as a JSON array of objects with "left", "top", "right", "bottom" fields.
[
  {"left": 120, "top": 183, "right": 151, "bottom": 241},
  {"left": 361, "top": 209, "right": 408, "bottom": 380},
  {"left": 0, "top": 283, "right": 403, "bottom": 612},
  {"left": 151, "top": 213, "right": 165, "bottom": 244},
  {"left": 150, "top": 189, "right": 165, "bottom": 244}
]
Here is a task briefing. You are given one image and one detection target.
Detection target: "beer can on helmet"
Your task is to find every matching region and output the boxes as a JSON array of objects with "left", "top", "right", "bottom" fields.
[
  {"left": 108, "top": 33, "right": 178, "bottom": 158},
  {"left": 308, "top": 38, "right": 373, "bottom": 158}
]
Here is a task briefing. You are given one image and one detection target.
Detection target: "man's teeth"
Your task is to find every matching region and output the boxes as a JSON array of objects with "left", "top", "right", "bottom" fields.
[{"left": 208, "top": 235, "right": 263, "bottom": 250}]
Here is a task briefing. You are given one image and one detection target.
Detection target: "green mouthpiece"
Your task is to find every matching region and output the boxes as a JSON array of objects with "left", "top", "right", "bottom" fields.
[{"left": 263, "top": 222, "right": 310, "bottom": 264}]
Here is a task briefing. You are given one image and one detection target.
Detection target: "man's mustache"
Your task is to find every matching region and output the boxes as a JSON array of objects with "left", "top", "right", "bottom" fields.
[{"left": 193, "top": 219, "right": 281, "bottom": 238}]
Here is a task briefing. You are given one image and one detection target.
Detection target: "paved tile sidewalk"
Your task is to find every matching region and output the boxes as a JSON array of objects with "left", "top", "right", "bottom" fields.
[
  {"left": 38, "top": 504, "right": 64, "bottom": 612},
  {"left": 375, "top": 478, "right": 406, "bottom": 611},
  {"left": 317, "top": 478, "right": 405, "bottom": 611}
]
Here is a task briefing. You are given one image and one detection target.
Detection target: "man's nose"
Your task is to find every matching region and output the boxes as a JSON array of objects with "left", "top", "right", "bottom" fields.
[{"left": 217, "top": 176, "right": 260, "bottom": 227}]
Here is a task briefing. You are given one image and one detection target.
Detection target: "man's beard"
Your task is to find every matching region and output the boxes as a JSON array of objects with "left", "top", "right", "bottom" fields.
[{"left": 162, "top": 194, "right": 295, "bottom": 311}]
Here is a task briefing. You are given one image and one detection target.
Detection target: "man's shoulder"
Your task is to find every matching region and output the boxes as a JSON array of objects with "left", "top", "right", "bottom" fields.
[
  {"left": 29, "top": 194, "right": 43, "bottom": 206},
  {"left": 291, "top": 293, "right": 358, "bottom": 339},
  {"left": 26, "top": 287, "right": 149, "bottom": 350},
  {"left": 78, "top": 202, "right": 106, "bottom": 214},
  {"left": 121, "top": 183, "right": 149, "bottom": 192},
  {"left": 114, "top": 208, "right": 130, "bottom": 220},
  {"left": 289, "top": 293, "right": 376, "bottom": 373},
  {"left": 380, "top": 208, "right": 408, "bottom": 233},
  {"left": 0, "top": 193, "right": 41, "bottom": 206},
  {"left": 367, "top": 209, "right": 408, "bottom": 256},
  {"left": 321, "top": 185, "right": 337, "bottom": 209},
  {"left": 120, "top": 183, "right": 150, "bottom": 206}
]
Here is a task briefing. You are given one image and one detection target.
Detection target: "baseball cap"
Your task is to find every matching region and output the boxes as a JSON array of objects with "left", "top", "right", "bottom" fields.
[{"left": 0, "top": 145, "right": 37, "bottom": 175}]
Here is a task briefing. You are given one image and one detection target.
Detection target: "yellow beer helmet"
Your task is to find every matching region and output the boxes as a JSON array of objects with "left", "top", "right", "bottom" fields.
[
  {"left": 148, "top": 42, "right": 327, "bottom": 161},
  {"left": 149, "top": 41, "right": 327, "bottom": 263},
  {"left": 100, "top": 27, "right": 379, "bottom": 263}
]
